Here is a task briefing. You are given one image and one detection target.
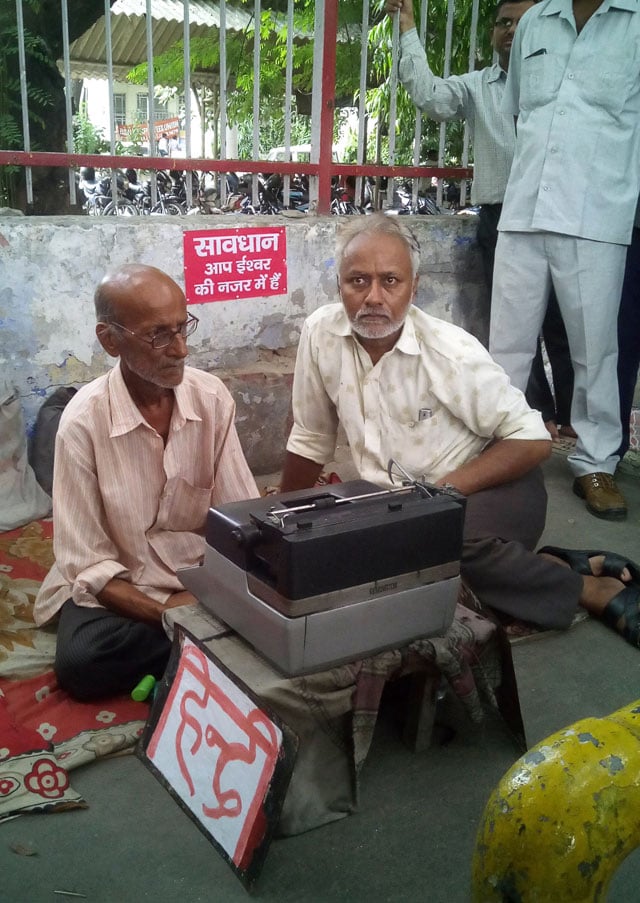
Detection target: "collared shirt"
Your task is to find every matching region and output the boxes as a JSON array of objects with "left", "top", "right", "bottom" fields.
[
  {"left": 500, "top": 0, "right": 640, "bottom": 244},
  {"left": 286, "top": 304, "right": 548, "bottom": 489},
  {"left": 399, "top": 29, "right": 514, "bottom": 205},
  {"left": 34, "top": 363, "right": 259, "bottom": 625}
]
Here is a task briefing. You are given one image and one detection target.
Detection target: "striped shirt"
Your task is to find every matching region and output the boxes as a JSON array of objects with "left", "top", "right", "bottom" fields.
[
  {"left": 34, "top": 363, "right": 258, "bottom": 625},
  {"left": 399, "top": 29, "right": 514, "bottom": 206}
]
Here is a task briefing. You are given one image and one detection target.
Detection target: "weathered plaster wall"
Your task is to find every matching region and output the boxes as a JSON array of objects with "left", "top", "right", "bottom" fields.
[{"left": 0, "top": 215, "right": 486, "bottom": 474}]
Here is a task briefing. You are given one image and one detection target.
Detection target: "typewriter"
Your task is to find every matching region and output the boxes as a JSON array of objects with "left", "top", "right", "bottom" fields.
[{"left": 178, "top": 473, "right": 465, "bottom": 676}]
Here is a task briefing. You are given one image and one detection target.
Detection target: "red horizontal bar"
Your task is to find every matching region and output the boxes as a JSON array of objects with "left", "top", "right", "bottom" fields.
[
  {"left": 333, "top": 163, "right": 473, "bottom": 180},
  {"left": 0, "top": 150, "right": 472, "bottom": 181}
]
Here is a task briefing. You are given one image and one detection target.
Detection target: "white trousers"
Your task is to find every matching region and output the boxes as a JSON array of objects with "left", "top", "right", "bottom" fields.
[{"left": 490, "top": 231, "right": 626, "bottom": 477}]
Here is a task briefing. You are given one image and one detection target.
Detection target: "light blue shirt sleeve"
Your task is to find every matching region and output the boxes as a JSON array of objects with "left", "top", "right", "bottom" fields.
[
  {"left": 398, "top": 29, "right": 471, "bottom": 122},
  {"left": 502, "top": 24, "right": 523, "bottom": 117}
]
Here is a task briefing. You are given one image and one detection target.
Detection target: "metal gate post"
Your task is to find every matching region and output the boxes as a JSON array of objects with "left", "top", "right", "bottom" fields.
[{"left": 310, "top": 0, "right": 338, "bottom": 214}]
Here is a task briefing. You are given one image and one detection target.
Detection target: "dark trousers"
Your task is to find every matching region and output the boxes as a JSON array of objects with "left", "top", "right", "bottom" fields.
[
  {"left": 477, "top": 204, "right": 574, "bottom": 424},
  {"left": 461, "top": 467, "right": 582, "bottom": 630},
  {"left": 55, "top": 600, "right": 173, "bottom": 701},
  {"left": 618, "top": 226, "right": 640, "bottom": 458}
]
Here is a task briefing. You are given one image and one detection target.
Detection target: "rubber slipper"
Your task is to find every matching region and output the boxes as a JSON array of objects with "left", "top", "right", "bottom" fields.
[
  {"left": 538, "top": 546, "right": 640, "bottom": 583},
  {"left": 600, "top": 584, "right": 640, "bottom": 648}
]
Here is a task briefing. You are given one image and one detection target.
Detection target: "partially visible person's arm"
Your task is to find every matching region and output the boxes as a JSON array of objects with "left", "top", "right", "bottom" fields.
[
  {"left": 436, "top": 437, "right": 551, "bottom": 496},
  {"left": 386, "top": 0, "right": 472, "bottom": 121},
  {"left": 280, "top": 452, "right": 324, "bottom": 493},
  {"left": 426, "top": 322, "right": 552, "bottom": 494},
  {"left": 281, "top": 312, "right": 340, "bottom": 491},
  {"left": 501, "top": 10, "right": 525, "bottom": 120},
  {"left": 96, "top": 580, "right": 196, "bottom": 626}
]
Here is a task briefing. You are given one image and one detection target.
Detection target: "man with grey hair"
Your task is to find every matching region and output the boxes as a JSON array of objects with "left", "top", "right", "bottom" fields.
[
  {"left": 280, "top": 215, "right": 640, "bottom": 647},
  {"left": 35, "top": 263, "right": 259, "bottom": 700}
]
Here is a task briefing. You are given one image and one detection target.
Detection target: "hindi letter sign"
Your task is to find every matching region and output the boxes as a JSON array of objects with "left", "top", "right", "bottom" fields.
[
  {"left": 184, "top": 227, "right": 287, "bottom": 304},
  {"left": 138, "top": 630, "right": 297, "bottom": 889}
]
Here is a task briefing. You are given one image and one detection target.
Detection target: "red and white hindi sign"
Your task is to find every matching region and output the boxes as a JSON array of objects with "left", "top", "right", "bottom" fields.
[
  {"left": 183, "top": 226, "right": 287, "bottom": 304},
  {"left": 147, "top": 638, "right": 283, "bottom": 869}
]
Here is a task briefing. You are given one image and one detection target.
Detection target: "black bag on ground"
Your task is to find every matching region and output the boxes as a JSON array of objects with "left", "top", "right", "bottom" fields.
[{"left": 28, "top": 386, "right": 77, "bottom": 495}]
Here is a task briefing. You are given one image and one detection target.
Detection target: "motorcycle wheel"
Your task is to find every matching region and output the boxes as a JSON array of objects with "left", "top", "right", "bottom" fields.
[{"left": 103, "top": 201, "right": 139, "bottom": 216}]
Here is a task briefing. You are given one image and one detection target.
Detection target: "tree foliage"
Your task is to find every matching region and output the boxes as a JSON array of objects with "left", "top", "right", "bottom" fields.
[
  {"left": 0, "top": 0, "right": 112, "bottom": 211},
  {"left": 126, "top": 0, "right": 365, "bottom": 156},
  {"left": 126, "top": 0, "right": 494, "bottom": 165}
]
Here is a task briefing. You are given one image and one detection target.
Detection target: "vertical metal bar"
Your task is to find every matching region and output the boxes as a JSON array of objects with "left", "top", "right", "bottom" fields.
[
  {"left": 309, "top": 0, "right": 324, "bottom": 211},
  {"left": 412, "top": 0, "right": 429, "bottom": 209},
  {"left": 386, "top": 12, "right": 400, "bottom": 209},
  {"left": 252, "top": 0, "right": 261, "bottom": 206},
  {"left": 145, "top": 0, "right": 155, "bottom": 155},
  {"left": 356, "top": 0, "right": 370, "bottom": 208},
  {"left": 104, "top": 0, "right": 116, "bottom": 151},
  {"left": 460, "top": 0, "right": 480, "bottom": 208},
  {"left": 103, "top": 0, "right": 120, "bottom": 208},
  {"left": 183, "top": 0, "right": 193, "bottom": 207},
  {"left": 60, "top": 0, "right": 76, "bottom": 206},
  {"left": 437, "top": 0, "right": 456, "bottom": 209},
  {"left": 219, "top": 0, "right": 227, "bottom": 206},
  {"left": 310, "top": 0, "right": 337, "bottom": 214},
  {"left": 282, "top": 0, "right": 294, "bottom": 208},
  {"left": 144, "top": 0, "right": 157, "bottom": 206},
  {"left": 15, "top": 0, "right": 33, "bottom": 205}
]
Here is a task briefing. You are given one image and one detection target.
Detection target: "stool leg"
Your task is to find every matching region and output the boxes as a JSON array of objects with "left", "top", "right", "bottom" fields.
[{"left": 402, "top": 673, "right": 438, "bottom": 752}]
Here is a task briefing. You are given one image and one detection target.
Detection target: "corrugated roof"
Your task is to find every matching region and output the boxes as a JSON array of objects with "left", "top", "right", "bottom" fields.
[
  {"left": 63, "top": 0, "right": 253, "bottom": 82},
  {"left": 111, "top": 0, "right": 252, "bottom": 30}
]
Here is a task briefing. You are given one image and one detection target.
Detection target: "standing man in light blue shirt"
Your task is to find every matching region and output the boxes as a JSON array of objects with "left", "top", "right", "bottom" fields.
[
  {"left": 490, "top": 0, "right": 640, "bottom": 521},
  {"left": 386, "top": 0, "right": 575, "bottom": 440}
]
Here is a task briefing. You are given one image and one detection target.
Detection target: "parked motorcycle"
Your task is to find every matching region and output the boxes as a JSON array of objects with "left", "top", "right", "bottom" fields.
[{"left": 79, "top": 167, "right": 138, "bottom": 216}]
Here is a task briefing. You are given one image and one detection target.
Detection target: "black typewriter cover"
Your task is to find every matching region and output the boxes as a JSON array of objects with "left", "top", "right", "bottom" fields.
[{"left": 205, "top": 480, "right": 465, "bottom": 601}]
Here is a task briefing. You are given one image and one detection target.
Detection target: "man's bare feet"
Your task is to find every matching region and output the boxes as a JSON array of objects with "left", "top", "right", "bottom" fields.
[
  {"left": 579, "top": 573, "right": 626, "bottom": 617},
  {"left": 541, "top": 551, "right": 635, "bottom": 624},
  {"left": 581, "top": 554, "right": 632, "bottom": 583},
  {"left": 539, "top": 551, "right": 633, "bottom": 584}
]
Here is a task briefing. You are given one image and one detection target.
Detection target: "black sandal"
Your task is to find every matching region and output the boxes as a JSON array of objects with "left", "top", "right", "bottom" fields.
[
  {"left": 538, "top": 546, "right": 640, "bottom": 583},
  {"left": 600, "top": 585, "right": 640, "bottom": 648}
]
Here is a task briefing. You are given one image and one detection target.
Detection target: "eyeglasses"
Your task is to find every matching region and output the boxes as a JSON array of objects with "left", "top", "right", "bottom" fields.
[
  {"left": 109, "top": 314, "right": 199, "bottom": 349},
  {"left": 494, "top": 16, "right": 517, "bottom": 28}
]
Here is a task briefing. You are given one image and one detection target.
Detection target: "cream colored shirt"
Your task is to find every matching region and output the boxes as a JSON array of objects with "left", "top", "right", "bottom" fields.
[
  {"left": 286, "top": 304, "right": 548, "bottom": 489},
  {"left": 34, "top": 364, "right": 258, "bottom": 625}
]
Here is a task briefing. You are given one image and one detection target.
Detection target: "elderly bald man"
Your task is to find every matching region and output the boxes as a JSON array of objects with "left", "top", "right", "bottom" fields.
[{"left": 35, "top": 264, "right": 258, "bottom": 700}]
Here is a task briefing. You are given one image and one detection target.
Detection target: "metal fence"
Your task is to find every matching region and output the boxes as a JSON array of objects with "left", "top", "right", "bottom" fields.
[{"left": 2, "top": 0, "right": 477, "bottom": 215}]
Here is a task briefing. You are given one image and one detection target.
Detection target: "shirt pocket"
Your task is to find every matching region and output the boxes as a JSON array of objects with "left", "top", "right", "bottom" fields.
[
  {"left": 381, "top": 401, "right": 443, "bottom": 477},
  {"left": 157, "top": 476, "right": 213, "bottom": 533},
  {"left": 575, "top": 53, "right": 637, "bottom": 116},
  {"left": 519, "top": 53, "right": 565, "bottom": 110}
]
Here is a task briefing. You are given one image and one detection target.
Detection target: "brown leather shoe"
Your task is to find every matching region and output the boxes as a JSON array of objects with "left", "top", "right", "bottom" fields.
[{"left": 573, "top": 472, "right": 627, "bottom": 521}]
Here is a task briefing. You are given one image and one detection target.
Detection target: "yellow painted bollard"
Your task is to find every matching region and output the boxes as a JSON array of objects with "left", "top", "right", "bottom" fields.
[{"left": 472, "top": 700, "right": 640, "bottom": 902}]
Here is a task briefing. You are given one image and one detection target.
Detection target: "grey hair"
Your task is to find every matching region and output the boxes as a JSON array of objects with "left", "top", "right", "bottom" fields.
[
  {"left": 335, "top": 213, "right": 421, "bottom": 280},
  {"left": 94, "top": 281, "right": 116, "bottom": 323}
]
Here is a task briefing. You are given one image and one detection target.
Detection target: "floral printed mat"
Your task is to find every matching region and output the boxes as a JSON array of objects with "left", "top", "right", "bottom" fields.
[{"left": 0, "top": 519, "right": 149, "bottom": 821}]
